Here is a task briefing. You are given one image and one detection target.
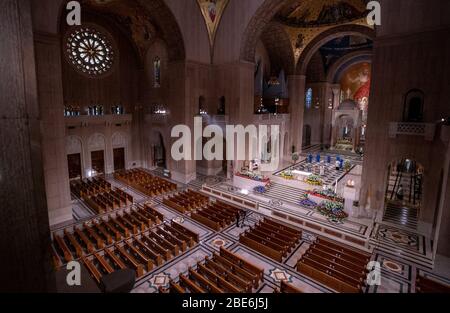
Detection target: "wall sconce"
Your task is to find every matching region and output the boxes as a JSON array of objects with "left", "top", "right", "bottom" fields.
[
  {"left": 328, "top": 98, "right": 333, "bottom": 109},
  {"left": 152, "top": 104, "right": 168, "bottom": 115}
]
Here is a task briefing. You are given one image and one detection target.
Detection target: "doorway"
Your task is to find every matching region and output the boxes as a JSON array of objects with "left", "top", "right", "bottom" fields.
[
  {"left": 67, "top": 153, "right": 82, "bottom": 180},
  {"left": 113, "top": 148, "right": 125, "bottom": 172},
  {"left": 382, "top": 159, "right": 423, "bottom": 229},
  {"left": 91, "top": 150, "right": 105, "bottom": 175}
]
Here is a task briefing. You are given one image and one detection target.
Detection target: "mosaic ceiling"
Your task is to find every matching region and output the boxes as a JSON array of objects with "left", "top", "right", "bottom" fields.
[
  {"left": 276, "top": 0, "right": 368, "bottom": 28},
  {"left": 82, "top": 0, "right": 156, "bottom": 60}
]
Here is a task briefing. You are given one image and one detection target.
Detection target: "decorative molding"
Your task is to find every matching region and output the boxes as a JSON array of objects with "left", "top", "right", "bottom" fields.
[
  {"left": 88, "top": 133, "right": 106, "bottom": 151},
  {"left": 389, "top": 122, "right": 436, "bottom": 141},
  {"left": 66, "top": 136, "right": 82, "bottom": 155},
  {"left": 112, "top": 131, "right": 127, "bottom": 147}
]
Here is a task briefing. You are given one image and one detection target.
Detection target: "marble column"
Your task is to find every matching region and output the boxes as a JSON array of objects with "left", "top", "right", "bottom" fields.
[
  {"left": 0, "top": 0, "right": 54, "bottom": 291},
  {"left": 288, "top": 75, "right": 306, "bottom": 153},
  {"left": 34, "top": 32, "right": 73, "bottom": 226}
]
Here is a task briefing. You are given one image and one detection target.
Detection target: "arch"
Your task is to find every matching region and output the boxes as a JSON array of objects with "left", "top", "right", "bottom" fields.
[
  {"left": 403, "top": 89, "right": 425, "bottom": 122},
  {"left": 240, "top": 0, "right": 287, "bottom": 62},
  {"left": 66, "top": 135, "right": 83, "bottom": 155},
  {"left": 296, "top": 25, "right": 375, "bottom": 75},
  {"left": 260, "top": 22, "right": 296, "bottom": 75},
  {"left": 112, "top": 132, "right": 128, "bottom": 148},
  {"left": 326, "top": 49, "right": 373, "bottom": 83},
  {"left": 136, "top": 0, "right": 186, "bottom": 61},
  {"left": 87, "top": 133, "right": 106, "bottom": 151}
]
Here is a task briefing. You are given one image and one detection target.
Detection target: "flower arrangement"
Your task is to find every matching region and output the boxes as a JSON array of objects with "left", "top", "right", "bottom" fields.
[
  {"left": 280, "top": 171, "right": 294, "bottom": 180},
  {"left": 236, "top": 171, "right": 270, "bottom": 183},
  {"left": 305, "top": 175, "right": 323, "bottom": 186},
  {"left": 343, "top": 160, "right": 352, "bottom": 171},
  {"left": 307, "top": 189, "right": 344, "bottom": 203},
  {"left": 253, "top": 185, "right": 267, "bottom": 194},
  {"left": 299, "top": 197, "right": 317, "bottom": 209},
  {"left": 316, "top": 200, "right": 348, "bottom": 220}
]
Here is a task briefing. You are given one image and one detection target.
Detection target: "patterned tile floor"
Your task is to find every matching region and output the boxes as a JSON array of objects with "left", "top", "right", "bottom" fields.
[{"left": 64, "top": 171, "right": 449, "bottom": 293}]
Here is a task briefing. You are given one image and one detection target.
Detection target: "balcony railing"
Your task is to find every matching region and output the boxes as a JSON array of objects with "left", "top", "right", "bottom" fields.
[
  {"left": 65, "top": 114, "right": 132, "bottom": 127},
  {"left": 389, "top": 122, "right": 436, "bottom": 141}
]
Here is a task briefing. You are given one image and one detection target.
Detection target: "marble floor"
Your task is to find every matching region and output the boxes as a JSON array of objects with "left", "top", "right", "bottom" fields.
[{"left": 60, "top": 171, "right": 450, "bottom": 293}]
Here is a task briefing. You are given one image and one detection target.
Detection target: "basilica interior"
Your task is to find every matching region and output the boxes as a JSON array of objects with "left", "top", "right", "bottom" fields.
[{"left": 1, "top": 0, "right": 450, "bottom": 294}]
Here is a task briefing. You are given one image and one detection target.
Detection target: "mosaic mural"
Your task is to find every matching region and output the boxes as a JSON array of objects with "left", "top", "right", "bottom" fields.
[{"left": 197, "top": 0, "right": 230, "bottom": 52}]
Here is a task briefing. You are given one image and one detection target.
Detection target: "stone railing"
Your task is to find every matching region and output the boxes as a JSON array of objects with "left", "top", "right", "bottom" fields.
[{"left": 389, "top": 122, "right": 436, "bottom": 141}]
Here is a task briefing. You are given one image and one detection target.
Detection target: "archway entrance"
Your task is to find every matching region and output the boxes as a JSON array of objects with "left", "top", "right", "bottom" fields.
[
  {"left": 151, "top": 132, "right": 166, "bottom": 169},
  {"left": 303, "top": 125, "right": 311, "bottom": 147},
  {"left": 383, "top": 159, "right": 424, "bottom": 229}
]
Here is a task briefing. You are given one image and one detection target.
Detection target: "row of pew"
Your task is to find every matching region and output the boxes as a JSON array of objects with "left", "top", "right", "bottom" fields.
[
  {"left": 273, "top": 281, "right": 304, "bottom": 293},
  {"left": 415, "top": 273, "right": 450, "bottom": 293},
  {"left": 191, "top": 201, "right": 243, "bottom": 231},
  {"left": 70, "top": 177, "right": 111, "bottom": 198},
  {"left": 239, "top": 218, "right": 302, "bottom": 262},
  {"left": 83, "top": 188, "right": 133, "bottom": 214},
  {"left": 114, "top": 169, "right": 177, "bottom": 197},
  {"left": 159, "top": 247, "right": 264, "bottom": 293},
  {"left": 162, "top": 189, "right": 209, "bottom": 213},
  {"left": 81, "top": 221, "right": 199, "bottom": 284},
  {"left": 296, "top": 237, "right": 371, "bottom": 293},
  {"left": 52, "top": 204, "right": 165, "bottom": 266}
]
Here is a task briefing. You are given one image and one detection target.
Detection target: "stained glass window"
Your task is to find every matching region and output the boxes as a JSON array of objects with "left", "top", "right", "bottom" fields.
[
  {"left": 306, "top": 88, "right": 313, "bottom": 109},
  {"left": 154, "top": 57, "right": 161, "bottom": 88},
  {"left": 66, "top": 27, "right": 114, "bottom": 76}
]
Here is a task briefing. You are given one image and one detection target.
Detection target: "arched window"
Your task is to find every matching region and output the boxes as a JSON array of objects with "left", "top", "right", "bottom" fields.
[
  {"left": 305, "top": 88, "right": 313, "bottom": 109},
  {"left": 404, "top": 89, "right": 424, "bottom": 122},
  {"left": 154, "top": 57, "right": 161, "bottom": 88},
  {"left": 218, "top": 96, "right": 226, "bottom": 115},
  {"left": 199, "top": 96, "right": 206, "bottom": 115}
]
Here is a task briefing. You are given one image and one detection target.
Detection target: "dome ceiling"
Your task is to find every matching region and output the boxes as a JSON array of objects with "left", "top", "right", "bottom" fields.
[{"left": 276, "top": 0, "right": 368, "bottom": 28}]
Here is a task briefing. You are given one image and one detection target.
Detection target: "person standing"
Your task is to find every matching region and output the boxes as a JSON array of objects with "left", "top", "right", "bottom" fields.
[{"left": 236, "top": 212, "right": 240, "bottom": 228}]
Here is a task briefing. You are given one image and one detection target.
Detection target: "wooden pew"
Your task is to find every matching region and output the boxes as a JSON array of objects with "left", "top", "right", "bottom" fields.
[
  {"left": 162, "top": 223, "right": 196, "bottom": 248},
  {"left": 93, "top": 222, "right": 113, "bottom": 244},
  {"left": 220, "top": 247, "right": 264, "bottom": 282},
  {"left": 297, "top": 260, "right": 361, "bottom": 293},
  {"left": 416, "top": 275, "right": 450, "bottom": 293},
  {"left": 171, "top": 222, "right": 200, "bottom": 243},
  {"left": 74, "top": 228, "right": 95, "bottom": 253},
  {"left": 240, "top": 233, "right": 284, "bottom": 262},
  {"left": 136, "top": 236, "right": 171, "bottom": 261},
  {"left": 83, "top": 224, "right": 105, "bottom": 249},
  {"left": 82, "top": 257, "right": 102, "bottom": 284},
  {"left": 54, "top": 234, "right": 73, "bottom": 262},
  {"left": 64, "top": 230, "right": 84, "bottom": 258},
  {"left": 114, "top": 244, "right": 144, "bottom": 277},
  {"left": 104, "top": 247, "right": 127, "bottom": 271},
  {"left": 197, "top": 263, "right": 243, "bottom": 293},
  {"left": 189, "top": 268, "right": 224, "bottom": 293},
  {"left": 155, "top": 227, "right": 187, "bottom": 252},
  {"left": 277, "top": 281, "right": 304, "bottom": 293},
  {"left": 212, "top": 253, "right": 259, "bottom": 289},
  {"left": 179, "top": 274, "right": 205, "bottom": 293},
  {"left": 191, "top": 212, "right": 221, "bottom": 231},
  {"left": 132, "top": 237, "right": 165, "bottom": 264},
  {"left": 122, "top": 241, "right": 154, "bottom": 272},
  {"left": 93, "top": 253, "right": 114, "bottom": 275},
  {"left": 145, "top": 232, "right": 179, "bottom": 256},
  {"left": 204, "top": 257, "right": 252, "bottom": 292}
]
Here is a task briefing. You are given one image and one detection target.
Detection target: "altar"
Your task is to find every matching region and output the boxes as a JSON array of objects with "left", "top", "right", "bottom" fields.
[{"left": 233, "top": 171, "right": 270, "bottom": 191}]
